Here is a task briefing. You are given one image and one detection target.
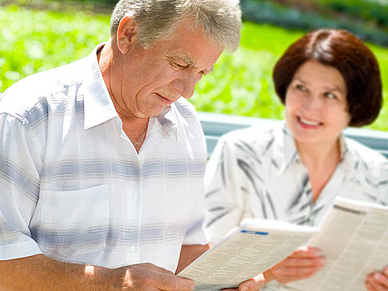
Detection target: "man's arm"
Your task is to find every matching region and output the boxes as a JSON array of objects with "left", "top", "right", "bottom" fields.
[
  {"left": 0, "top": 254, "right": 195, "bottom": 291},
  {"left": 176, "top": 244, "right": 210, "bottom": 274}
]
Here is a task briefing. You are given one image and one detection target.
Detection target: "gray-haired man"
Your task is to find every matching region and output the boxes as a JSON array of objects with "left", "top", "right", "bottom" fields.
[{"left": 0, "top": 0, "right": 265, "bottom": 290}]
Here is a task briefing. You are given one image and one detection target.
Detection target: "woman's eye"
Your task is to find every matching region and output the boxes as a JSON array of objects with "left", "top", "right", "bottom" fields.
[
  {"left": 325, "top": 92, "right": 337, "bottom": 99},
  {"left": 296, "top": 84, "right": 307, "bottom": 92}
]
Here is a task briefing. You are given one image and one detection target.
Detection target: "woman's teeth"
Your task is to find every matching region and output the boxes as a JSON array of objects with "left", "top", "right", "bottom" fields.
[{"left": 299, "top": 117, "right": 320, "bottom": 126}]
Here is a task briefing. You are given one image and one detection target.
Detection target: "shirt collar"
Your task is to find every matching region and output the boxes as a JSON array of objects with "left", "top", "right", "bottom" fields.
[
  {"left": 155, "top": 103, "right": 178, "bottom": 138},
  {"left": 83, "top": 43, "right": 118, "bottom": 130},
  {"left": 282, "top": 122, "right": 299, "bottom": 168},
  {"left": 83, "top": 43, "right": 180, "bottom": 137},
  {"left": 338, "top": 134, "right": 348, "bottom": 162}
]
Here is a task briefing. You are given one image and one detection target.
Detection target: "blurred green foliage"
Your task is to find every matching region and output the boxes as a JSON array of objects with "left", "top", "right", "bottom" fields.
[
  {"left": 0, "top": 5, "right": 387, "bottom": 131},
  {"left": 241, "top": 0, "right": 388, "bottom": 47},
  {"left": 194, "top": 23, "right": 388, "bottom": 131},
  {"left": 313, "top": 0, "right": 388, "bottom": 26},
  {"left": 0, "top": 5, "right": 110, "bottom": 91}
]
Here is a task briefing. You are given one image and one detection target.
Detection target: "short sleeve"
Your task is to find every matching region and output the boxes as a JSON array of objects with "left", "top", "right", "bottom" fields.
[{"left": 0, "top": 113, "right": 42, "bottom": 259}]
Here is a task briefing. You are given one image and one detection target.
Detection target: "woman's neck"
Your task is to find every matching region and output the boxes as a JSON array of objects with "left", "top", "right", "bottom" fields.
[
  {"left": 295, "top": 138, "right": 341, "bottom": 203},
  {"left": 296, "top": 138, "right": 341, "bottom": 170}
]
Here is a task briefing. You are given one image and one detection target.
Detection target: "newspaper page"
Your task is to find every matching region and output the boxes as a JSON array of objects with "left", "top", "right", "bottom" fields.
[
  {"left": 287, "top": 197, "right": 388, "bottom": 291},
  {"left": 178, "top": 219, "right": 319, "bottom": 291}
]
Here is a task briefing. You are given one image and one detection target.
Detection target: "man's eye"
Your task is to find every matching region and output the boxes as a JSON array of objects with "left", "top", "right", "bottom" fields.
[{"left": 174, "top": 62, "right": 189, "bottom": 69}]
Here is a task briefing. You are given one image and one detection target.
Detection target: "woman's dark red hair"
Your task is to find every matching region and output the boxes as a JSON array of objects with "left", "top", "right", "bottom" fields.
[{"left": 273, "top": 29, "right": 382, "bottom": 127}]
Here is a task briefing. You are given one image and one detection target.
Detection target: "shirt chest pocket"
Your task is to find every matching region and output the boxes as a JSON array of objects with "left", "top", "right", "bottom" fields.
[{"left": 32, "top": 185, "right": 110, "bottom": 257}]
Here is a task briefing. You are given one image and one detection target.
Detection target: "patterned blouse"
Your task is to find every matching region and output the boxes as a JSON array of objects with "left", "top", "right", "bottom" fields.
[{"left": 204, "top": 123, "right": 388, "bottom": 290}]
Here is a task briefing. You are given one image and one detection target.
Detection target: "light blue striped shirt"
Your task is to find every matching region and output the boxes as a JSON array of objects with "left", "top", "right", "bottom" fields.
[{"left": 0, "top": 45, "right": 208, "bottom": 271}]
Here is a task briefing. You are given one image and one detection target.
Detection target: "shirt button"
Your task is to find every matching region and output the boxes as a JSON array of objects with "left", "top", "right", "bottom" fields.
[
  {"left": 130, "top": 246, "right": 136, "bottom": 253},
  {"left": 131, "top": 196, "right": 137, "bottom": 202}
]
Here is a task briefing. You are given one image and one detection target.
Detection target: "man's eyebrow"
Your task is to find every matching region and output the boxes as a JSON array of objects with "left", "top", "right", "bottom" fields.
[
  {"left": 171, "top": 54, "right": 194, "bottom": 66},
  {"left": 173, "top": 54, "right": 214, "bottom": 75}
]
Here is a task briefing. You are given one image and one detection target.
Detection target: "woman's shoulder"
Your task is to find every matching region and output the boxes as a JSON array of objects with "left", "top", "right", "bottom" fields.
[
  {"left": 344, "top": 137, "right": 387, "bottom": 188},
  {"left": 344, "top": 137, "right": 387, "bottom": 167},
  {"left": 344, "top": 137, "right": 388, "bottom": 204}
]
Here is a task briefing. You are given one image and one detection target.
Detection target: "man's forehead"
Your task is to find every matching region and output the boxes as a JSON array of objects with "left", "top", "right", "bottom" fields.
[{"left": 165, "top": 20, "right": 223, "bottom": 59}]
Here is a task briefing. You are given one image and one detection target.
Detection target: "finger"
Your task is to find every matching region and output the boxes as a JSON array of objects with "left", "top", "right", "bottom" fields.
[
  {"left": 384, "top": 268, "right": 388, "bottom": 276},
  {"left": 290, "top": 247, "right": 322, "bottom": 258},
  {"left": 366, "top": 275, "right": 379, "bottom": 291},
  {"left": 366, "top": 281, "right": 374, "bottom": 291},
  {"left": 373, "top": 272, "right": 388, "bottom": 288},
  {"left": 157, "top": 273, "right": 195, "bottom": 291},
  {"left": 238, "top": 273, "right": 265, "bottom": 291},
  {"left": 367, "top": 276, "right": 388, "bottom": 291},
  {"left": 273, "top": 265, "right": 323, "bottom": 280},
  {"left": 366, "top": 281, "right": 378, "bottom": 291},
  {"left": 278, "top": 257, "right": 326, "bottom": 268}
]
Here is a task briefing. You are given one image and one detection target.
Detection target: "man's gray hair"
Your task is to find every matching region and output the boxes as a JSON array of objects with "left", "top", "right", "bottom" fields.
[{"left": 110, "top": 0, "right": 242, "bottom": 52}]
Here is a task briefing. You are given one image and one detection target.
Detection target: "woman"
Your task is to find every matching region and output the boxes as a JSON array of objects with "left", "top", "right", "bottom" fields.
[{"left": 204, "top": 29, "right": 388, "bottom": 291}]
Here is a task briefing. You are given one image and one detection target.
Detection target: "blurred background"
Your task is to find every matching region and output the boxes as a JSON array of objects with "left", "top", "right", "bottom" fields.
[{"left": 0, "top": 0, "right": 387, "bottom": 131}]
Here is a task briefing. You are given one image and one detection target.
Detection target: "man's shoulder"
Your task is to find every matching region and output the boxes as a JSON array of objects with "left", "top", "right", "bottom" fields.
[{"left": 0, "top": 58, "right": 86, "bottom": 121}]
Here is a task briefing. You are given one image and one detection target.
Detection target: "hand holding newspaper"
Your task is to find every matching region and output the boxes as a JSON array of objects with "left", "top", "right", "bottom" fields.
[
  {"left": 178, "top": 218, "right": 319, "bottom": 291},
  {"left": 287, "top": 197, "right": 388, "bottom": 291}
]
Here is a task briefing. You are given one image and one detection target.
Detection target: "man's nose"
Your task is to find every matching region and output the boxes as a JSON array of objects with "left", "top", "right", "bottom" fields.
[{"left": 172, "top": 72, "right": 202, "bottom": 99}]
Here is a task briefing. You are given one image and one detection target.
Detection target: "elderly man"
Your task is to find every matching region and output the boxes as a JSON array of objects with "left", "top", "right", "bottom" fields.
[{"left": 0, "top": 0, "right": 264, "bottom": 290}]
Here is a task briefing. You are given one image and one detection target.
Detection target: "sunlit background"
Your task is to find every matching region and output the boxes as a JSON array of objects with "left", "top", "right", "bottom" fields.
[{"left": 1, "top": 0, "right": 387, "bottom": 130}]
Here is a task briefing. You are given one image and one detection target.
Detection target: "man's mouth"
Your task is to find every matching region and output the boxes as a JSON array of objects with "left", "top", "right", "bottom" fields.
[{"left": 156, "top": 93, "right": 174, "bottom": 104}]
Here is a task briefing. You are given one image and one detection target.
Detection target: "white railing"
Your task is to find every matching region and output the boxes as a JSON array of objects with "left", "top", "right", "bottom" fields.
[{"left": 198, "top": 111, "right": 388, "bottom": 159}]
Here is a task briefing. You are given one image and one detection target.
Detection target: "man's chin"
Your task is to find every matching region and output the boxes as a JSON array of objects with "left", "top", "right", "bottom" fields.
[
  {"left": 155, "top": 104, "right": 173, "bottom": 117},
  {"left": 139, "top": 105, "right": 172, "bottom": 118}
]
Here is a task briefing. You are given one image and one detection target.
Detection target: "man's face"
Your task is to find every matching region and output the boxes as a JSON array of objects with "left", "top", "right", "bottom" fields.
[{"left": 110, "top": 19, "right": 224, "bottom": 119}]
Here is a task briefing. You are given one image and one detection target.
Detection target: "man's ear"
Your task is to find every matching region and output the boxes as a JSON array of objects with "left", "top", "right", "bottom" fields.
[{"left": 117, "top": 16, "right": 138, "bottom": 54}]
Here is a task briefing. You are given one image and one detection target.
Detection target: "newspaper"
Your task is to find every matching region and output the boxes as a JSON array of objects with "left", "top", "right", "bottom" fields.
[
  {"left": 178, "top": 219, "right": 319, "bottom": 291},
  {"left": 287, "top": 197, "right": 388, "bottom": 291}
]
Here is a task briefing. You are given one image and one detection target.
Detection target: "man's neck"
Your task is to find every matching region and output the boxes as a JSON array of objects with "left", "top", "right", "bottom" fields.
[
  {"left": 97, "top": 40, "right": 150, "bottom": 153},
  {"left": 121, "top": 116, "right": 150, "bottom": 153}
]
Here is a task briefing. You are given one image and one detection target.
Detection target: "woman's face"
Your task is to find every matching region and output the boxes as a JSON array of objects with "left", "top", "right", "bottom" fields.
[{"left": 285, "top": 60, "right": 351, "bottom": 147}]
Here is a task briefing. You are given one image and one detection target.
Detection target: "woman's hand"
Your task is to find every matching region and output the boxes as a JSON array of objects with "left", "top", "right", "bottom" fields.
[
  {"left": 366, "top": 267, "right": 388, "bottom": 291},
  {"left": 222, "top": 273, "right": 265, "bottom": 291},
  {"left": 263, "top": 247, "right": 326, "bottom": 284}
]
